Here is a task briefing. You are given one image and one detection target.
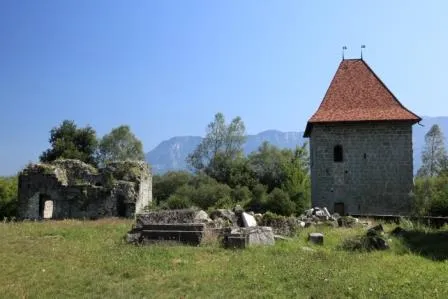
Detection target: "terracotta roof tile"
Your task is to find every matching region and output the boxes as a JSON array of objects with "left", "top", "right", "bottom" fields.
[{"left": 304, "top": 59, "right": 421, "bottom": 137}]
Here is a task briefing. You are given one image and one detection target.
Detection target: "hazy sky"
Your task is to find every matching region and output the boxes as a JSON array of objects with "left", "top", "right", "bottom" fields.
[{"left": 1, "top": 1, "right": 447, "bottom": 175}]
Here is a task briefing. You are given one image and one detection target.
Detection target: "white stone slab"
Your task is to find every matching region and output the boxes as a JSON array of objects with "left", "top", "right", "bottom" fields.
[
  {"left": 43, "top": 200, "right": 53, "bottom": 219},
  {"left": 242, "top": 212, "right": 257, "bottom": 227}
]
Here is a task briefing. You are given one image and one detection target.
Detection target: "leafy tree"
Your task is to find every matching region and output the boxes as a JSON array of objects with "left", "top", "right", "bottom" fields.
[
  {"left": 205, "top": 153, "right": 257, "bottom": 188},
  {"left": 152, "top": 171, "right": 192, "bottom": 204},
  {"left": 280, "top": 144, "right": 311, "bottom": 214},
  {"left": 248, "top": 142, "right": 288, "bottom": 191},
  {"left": 417, "top": 124, "right": 447, "bottom": 177},
  {"left": 187, "top": 113, "right": 246, "bottom": 172},
  {"left": 0, "top": 176, "right": 18, "bottom": 218},
  {"left": 98, "top": 125, "right": 145, "bottom": 164},
  {"left": 40, "top": 120, "right": 98, "bottom": 165}
]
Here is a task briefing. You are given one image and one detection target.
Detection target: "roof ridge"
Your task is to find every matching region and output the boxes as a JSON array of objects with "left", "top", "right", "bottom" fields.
[{"left": 360, "top": 59, "right": 421, "bottom": 121}]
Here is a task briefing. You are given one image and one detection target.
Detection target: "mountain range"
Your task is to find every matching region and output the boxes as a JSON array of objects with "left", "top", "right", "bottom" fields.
[{"left": 146, "top": 116, "right": 448, "bottom": 175}]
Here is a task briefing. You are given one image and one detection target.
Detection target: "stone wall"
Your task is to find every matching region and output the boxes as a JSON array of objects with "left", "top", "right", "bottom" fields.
[
  {"left": 309, "top": 121, "right": 414, "bottom": 215},
  {"left": 17, "top": 159, "right": 152, "bottom": 220}
]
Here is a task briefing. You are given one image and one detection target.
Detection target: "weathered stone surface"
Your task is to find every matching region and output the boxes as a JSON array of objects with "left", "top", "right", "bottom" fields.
[
  {"left": 129, "top": 223, "right": 206, "bottom": 245},
  {"left": 136, "top": 209, "right": 198, "bottom": 226},
  {"left": 337, "top": 216, "right": 361, "bottom": 228},
  {"left": 18, "top": 159, "right": 152, "bottom": 220},
  {"left": 126, "top": 230, "right": 141, "bottom": 244},
  {"left": 323, "top": 207, "right": 332, "bottom": 218},
  {"left": 242, "top": 212, "right": 257, "bottom": 227},
  {"left": 194, "top": 210, "right": 213, "bottom": 224},
  {"left": 308, "top": 232, "right": 324, "bottom": 245},
  {"left": 308, "top": 122, "right": 414, "bottom": 216},
  {"left": 259, "top": 213, "right": 301, "bottom": 236},
  {"left": 209, "top": 209, "right": 237, "bottom": 225},
  {"left": 341, "top": 227, "right": 389, "bottom": 251},
  {"left": 246, "top": 227, "right": 275, "bottom": 245},
  {"left": 225, "top": 227, "right": 275, "bottom": 247},
  {"left": 225, "top": 235, "right": 247, "bottom": 249}
]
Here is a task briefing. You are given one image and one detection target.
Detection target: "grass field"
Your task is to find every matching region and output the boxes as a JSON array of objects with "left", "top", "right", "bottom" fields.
[{"left": 1, "top": 219, "right": 447, "bottom": 299}]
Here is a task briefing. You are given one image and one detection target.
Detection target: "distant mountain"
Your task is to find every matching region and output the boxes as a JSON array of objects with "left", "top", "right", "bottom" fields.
[
  {"left": 145, "top": 136, "right": 202, "bottom": 174},
  {"left": 146, "top": 117, "right": 448, "bottom": 175},
  {"left": 146, "top": 130, "right": 306, "bottom": 174}
]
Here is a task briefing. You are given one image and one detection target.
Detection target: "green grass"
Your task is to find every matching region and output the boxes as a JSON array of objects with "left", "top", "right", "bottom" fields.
[{"left": 1, "top": 220, "right": 448, "bottom": 299}]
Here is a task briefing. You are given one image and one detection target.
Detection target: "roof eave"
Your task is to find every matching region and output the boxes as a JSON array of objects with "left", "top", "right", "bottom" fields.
[{"left": 304, "top": 118, "right": 421, "bottom": 138}]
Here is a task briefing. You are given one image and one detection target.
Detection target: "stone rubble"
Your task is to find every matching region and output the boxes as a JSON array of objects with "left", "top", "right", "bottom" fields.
[{"left": 127, "top": 205, "right": 365, "bottom": 248}]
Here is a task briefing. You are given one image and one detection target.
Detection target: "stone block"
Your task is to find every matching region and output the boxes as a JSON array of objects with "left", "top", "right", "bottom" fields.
[
  {"left": 308, "top": 232, "right": 324, "bottom": 245},
  {"left": 227, "top": 226, "right": 275, "bottom": 247},
  {"left": 242, "top": 212, "right": 257, "bottom": 227}
]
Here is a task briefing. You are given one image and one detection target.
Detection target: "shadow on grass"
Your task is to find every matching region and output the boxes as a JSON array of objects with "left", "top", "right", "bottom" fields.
[{"left": 398, "top": 230, "right": 448, "bottom": 261}]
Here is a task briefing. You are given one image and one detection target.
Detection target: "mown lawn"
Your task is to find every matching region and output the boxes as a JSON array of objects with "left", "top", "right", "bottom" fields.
[{"left": 0, "top": 219, "right": 447, "bottom": 299}]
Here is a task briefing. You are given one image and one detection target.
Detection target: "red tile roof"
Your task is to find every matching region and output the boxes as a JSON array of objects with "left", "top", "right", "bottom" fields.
[{"left": 304, "top": 59, "right": 421, "bottom": 137}]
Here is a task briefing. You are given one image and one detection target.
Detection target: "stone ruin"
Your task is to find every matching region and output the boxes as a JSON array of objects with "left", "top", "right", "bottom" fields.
[
  {"left": 126, "top": 206, "right": 370, "bottom": 248},
  {"left": 17, "top": 159, "right": 152, "bottom": 220},
  {"left": 127, "top": 207, "right": 275, "bottom": 248}
]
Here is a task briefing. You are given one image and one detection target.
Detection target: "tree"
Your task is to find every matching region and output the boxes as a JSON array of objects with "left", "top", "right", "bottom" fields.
[
  {"left": 417, "top": 124, "right": 447, "bottom": 177},
  {"left": 152, "top": 171, "right": 192, "bottom": 204},
  {"left": 187, "top": 113, "right": 246, "bottom": 172},
  {"left": 280, "top": 144, "right": 311, "bottom": 214},
  {"left": 248, "top": 142, "right": 286, "bottom": 191},
  {"left": 40, "top": 120, "right": 98, "bottom": 165},
  {"left": 248, "top": 142, "right": 311, "bottom": 214},
  {"left": 98, "top": 125, "right": 145, "bottom": 164}
]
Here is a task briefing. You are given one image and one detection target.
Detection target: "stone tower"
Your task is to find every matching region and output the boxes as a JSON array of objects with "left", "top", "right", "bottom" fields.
[{"left": 304, "top": 59, "right": 421, "bottom": 216}]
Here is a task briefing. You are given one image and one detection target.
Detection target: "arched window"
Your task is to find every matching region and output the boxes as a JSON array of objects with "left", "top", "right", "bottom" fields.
[{"left": 334, "top": 145, "right": 343, "bottom": 162}]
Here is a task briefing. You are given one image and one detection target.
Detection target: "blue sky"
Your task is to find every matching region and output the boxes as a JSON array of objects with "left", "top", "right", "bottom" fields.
[{"left": 1, "top": 1, "right": 447, "bottom": 175}]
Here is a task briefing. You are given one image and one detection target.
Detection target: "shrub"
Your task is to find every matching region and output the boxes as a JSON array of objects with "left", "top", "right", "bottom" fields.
[
  {"left": 413, "top": 176, "right": 448, "bottom": 216},
  {"left": 265, "top": 188, "right": 296, "bottom": 216},
  {"left": 231, "top": 186, "right": 252, "bottom": 206},
  {"left": 0, "top": 176, "right": 18, "bottom": 219},
  {"left": 190, "top": 182, "right": 232, "bottom": 210},
  {"left": 245, "top": 184, "right": 268, "bottom": 213},
  {"left": 165, "top": 194, "right": 192, "bottom": 210}
]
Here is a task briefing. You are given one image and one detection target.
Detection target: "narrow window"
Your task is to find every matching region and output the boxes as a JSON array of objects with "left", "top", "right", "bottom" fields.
[{"left": 334, "top": 145, "right": 343, "bottom": 162}]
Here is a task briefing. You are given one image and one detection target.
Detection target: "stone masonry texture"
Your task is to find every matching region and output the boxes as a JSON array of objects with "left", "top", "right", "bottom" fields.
[
  {"left": 309, "top": 121, "right": 414, "bottom": 216},
  {"left": 17, "top": 159, "right": 152, "bottom": 220}
]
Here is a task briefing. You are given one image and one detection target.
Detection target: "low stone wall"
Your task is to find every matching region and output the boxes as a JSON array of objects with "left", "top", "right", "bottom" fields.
[{"left": 136, "top": 209, "right": 199, "bottom": 226}]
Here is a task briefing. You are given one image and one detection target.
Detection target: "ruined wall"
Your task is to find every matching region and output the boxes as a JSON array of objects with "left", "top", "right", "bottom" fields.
[
  {"left": 309, "top": 122, "right": 414, "bottom": 215},
  {"left": 18, "top": 159, "right": 152, "bottom": 220}
]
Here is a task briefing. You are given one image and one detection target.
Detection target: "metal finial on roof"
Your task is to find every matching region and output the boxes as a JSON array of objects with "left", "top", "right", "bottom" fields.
[
  {"left": 361, "top": 45, "right": 366, "bottom": 59},
  {"left": 342, "top": 46, "right": 347, "bottom": 60}
]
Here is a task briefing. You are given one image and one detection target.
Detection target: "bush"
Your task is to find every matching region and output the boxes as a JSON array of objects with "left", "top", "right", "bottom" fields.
[
  {"left": 152, "top": 171, "right": 192, "bottom": 205},
  {"left": 231, "top": 186, "right": 252, "bottom": 206},
  {"left": 0, "top": 176, "right": 18, "bottom": 219},
  {"left": 191, "top": 182, "right": 232, "bottom": 210},
  {"left": 265, "top": 188, "right": 296, "bottom": 216},
  {"left": 413, "top": 176, "right": 448, "bottom": 216},
  {"left": 165, "top": 194, "right": 192, "bottom": 210},
  {"left": 245, "top": 184, "right": 268, "bottom": 213}
]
